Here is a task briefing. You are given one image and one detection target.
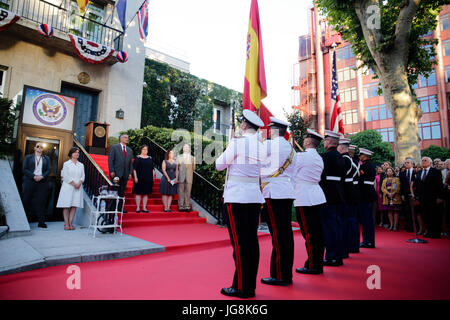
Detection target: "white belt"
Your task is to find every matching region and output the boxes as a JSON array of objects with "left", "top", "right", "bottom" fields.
[
  {"left": 228, "top": 175, "right": 259, "bottom": 184},
  {"left": 262, "top": 177, "right": 291, "bottom": 183},
  {"left": 364, "top": 181, "right": 375, "bottom": 185},
  {"left": 353, "top": 181, "right": 359, "bottom": 185},
  {"left": 345, "top": 178, "right": 353, "bottom": 182},
  {"left": 326, "top": 176, "right": 341, "bottom": 181}
]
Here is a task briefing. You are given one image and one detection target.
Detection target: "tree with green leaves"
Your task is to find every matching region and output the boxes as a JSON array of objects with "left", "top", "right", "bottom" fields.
[
  {"left": 315, "top": 0, "right": 442, "bottom": 165},
  {"left": 349, "top": 130, "right": 396, "bottom": 164},
  {"left": 285, "top": 110, "right": 310, "bottom": 150}
]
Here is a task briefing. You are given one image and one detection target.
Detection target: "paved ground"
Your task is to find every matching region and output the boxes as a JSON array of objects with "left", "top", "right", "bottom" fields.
[{"left": 0, "top": 222, "right": 165, "bottom": 276}]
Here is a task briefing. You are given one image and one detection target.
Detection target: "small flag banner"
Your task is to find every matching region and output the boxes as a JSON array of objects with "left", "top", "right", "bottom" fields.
[
  {"left": 76, "top": 0, "right": 89, "bottom": 13},
  {"left": 0, "top": 8, "right": 20, "bottom": 32},
  {"left": 116, "top": 51, "right": 128, "bottom": 63},
  {"left": 68, "top": 34, "right": 115, "bottom": 64},
  {"left": 38, "top": 24, "right": 54, "bottom": 37},
  {"left": 137, "top": 0, "right": 149, "bottom": 40}
]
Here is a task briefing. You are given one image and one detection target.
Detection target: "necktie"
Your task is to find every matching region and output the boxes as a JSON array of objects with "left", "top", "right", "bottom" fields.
[
  {"left": 406, "top": 169, "right": 410, "bottom": 183},
  {"left": 422, "top": 169, "right": 427, "bottom": 182},
  {"left": 123, "top": 146, "right": 127, "bottom": 158}
]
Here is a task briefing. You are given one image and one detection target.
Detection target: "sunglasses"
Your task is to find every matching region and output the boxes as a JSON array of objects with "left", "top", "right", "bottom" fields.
[{"left": 35, "top": 145, "right": 43, "bottom": 149}]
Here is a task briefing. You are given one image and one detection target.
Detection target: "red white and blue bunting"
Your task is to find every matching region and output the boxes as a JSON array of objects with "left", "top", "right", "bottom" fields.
[
  {"left": 68, "top": 34, "right": 115, "bottom": 64},
  {"left": 116, "top": 51, "right": 128, "bottom": 63},
  {"left": 0, "top": 8, "right": 20, "bottom": 32},
  {"left": 37, "top": 23, "right": 54, "bottom": 37}
]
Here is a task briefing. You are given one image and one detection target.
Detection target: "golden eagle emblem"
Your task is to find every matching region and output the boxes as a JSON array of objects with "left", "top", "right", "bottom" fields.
[{"left": 41, "top": 100, "right": 61, "bottom": 118}]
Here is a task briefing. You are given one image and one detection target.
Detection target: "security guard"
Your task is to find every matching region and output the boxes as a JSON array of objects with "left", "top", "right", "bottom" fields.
[
  {"left": 337, "top": 138, "right": 360, "bottom": 256},
  {"left": 293, "top": 129, "right": 327, "bottom": 275},
  {"left": 216, "top": 109, "right": 265, "bottom": 299},
  {"left": 260, "top": 117, "right": 296, "bottom": 286},
  {"left": 358, "top": 148, "right": 377, "bottom": 248},
  {"left": 320, "top": 130, "right": 346, "bottom": 267}
]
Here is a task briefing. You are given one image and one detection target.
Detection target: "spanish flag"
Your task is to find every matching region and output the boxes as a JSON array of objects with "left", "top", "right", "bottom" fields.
[
  {"left": 77, "top": 0, "right": 89, "bottom": 13},
  {"left": 243, "top": 0, "right": 267, "bottom": 112}
]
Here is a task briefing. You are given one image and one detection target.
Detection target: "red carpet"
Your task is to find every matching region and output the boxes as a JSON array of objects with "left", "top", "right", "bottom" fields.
[
  {"left": 0, "top": 227, "right": 449, "bottom": 300},
  {"left": 1, "top": 154, "right": 448, "bottom": 300}
]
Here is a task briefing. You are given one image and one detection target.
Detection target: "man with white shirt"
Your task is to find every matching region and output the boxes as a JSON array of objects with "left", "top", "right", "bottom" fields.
[
  {"left": 216, "top": 109, "right": 265, "bottom": 299},
  {"left": 400, "top": 157, "right": 416, "bottom": 232},
  {"left": 293, "top": 129, "right": 326, "bottom": 275},
  {"left": 22, "top": 141, "right": 52, "bottom": 228},
  {"left": 259, "top": 117, "right": 296, "bottom": 286}
]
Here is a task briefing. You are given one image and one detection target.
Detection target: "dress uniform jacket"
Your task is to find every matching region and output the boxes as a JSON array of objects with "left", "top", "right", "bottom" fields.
[
  {"left": 292, "top": 148, "right": 326, "bottom": 207},
  {"left": 320, "top": 147, "right": 345, "bottom": 205},
  {"left": 341, "top": 153, "right": 359, "bottom": 205},
  {"left": 359, "top": 160, "right": 377, "bottom": 203},
  {"left": 260, "top": 136, "right": 296, "bottom": 200}
]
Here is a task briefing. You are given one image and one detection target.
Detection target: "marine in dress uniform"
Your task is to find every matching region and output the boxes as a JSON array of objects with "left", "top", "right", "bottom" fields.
[
  {"left": 348, "top": 144, "right": 361, "bottom": 253},
  {"left": 216, "top": 109, "right": 266, "bottom": 299},
  {"left": 337, "top": 139, "right": 360, "bottom": 256},
  {"left": 260, "top": 117, "right": 296, "bottom": 286},
  {"left": 320, "top": 130, "right": 346, "bottom": 267},
  {"left": 293, "top": 129, "right": 327, "bottom": 275},
  {"left": 358, "top": 148, "right": 377, "bottom": 248}
]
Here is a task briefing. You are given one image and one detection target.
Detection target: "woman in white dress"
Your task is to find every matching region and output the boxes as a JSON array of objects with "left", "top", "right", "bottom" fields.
[{"left": 56, "top": 147, "right": 85, "bottom": 230}]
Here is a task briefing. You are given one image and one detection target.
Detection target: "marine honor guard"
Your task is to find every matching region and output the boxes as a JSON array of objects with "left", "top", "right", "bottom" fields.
[
  {"left": 292, "top": 129, "right": 327, "bottom": 275},
  {"left": 338, "top": 138, "right": 360, "bottom": 256},
  {"left": 320, "top": 130, "right": 346, "bottom": 267},
  {"left": 358, "top": 148, "right": 377, "bottom": 248},
  {"left": 216, "top": 109, "right": 266, "bottom": 299},
  {"left": 260, "top": 117, "right": 296, "bottom": 286}
]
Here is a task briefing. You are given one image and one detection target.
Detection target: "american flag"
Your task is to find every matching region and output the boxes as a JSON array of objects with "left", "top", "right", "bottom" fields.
[
  {"left": 137, "top": 0, "right": 149, "bottom": 40},
  {"left": 330, "top": 50, "right": 344, "bottom": 135}
]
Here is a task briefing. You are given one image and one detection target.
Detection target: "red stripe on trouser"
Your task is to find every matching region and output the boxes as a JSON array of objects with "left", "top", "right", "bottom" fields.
[
  {"left": 266, "top": 199, "right": 282, "bottom": 279},
  {"left": 298, "top": 207, "right": 314, "bottom": 269},
  {"left": 227, "top": 203, "right": 242, "bottom": 291}
]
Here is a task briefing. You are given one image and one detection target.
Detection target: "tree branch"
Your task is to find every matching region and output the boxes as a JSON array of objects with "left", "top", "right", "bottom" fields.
[{"left": 394, "top": 0, "right": 421, "bottom": 60}]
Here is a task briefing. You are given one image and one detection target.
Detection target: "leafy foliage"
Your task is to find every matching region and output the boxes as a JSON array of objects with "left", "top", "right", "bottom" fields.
[
  {"left": 285, "top": 110, "right": 311, "bottom": 150},
  {"left": 315, "top": 0, "right": 442, "bottom": 93},
  {"left": 421, "top": 145, "right": 450, "bottom": 161},
  {"left": 0, "top": 97, "right": 18, "bottom": 146},
  {"left": 348, "top": 130, "right": 395, "bottom": 164},
  {"left": 141, "top": 59, "right": 242, "bottom": 132}
]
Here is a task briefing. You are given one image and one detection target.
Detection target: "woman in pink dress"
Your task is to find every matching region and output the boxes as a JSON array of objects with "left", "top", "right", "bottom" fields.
[{"left": 374, "top": 166, "right": 384, "bottom": 226}]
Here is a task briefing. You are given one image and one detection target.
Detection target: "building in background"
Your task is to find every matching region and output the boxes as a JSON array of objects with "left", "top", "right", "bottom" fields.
[
  {"left": 145, "top": 47, "right": 190, "bottom": 73},
  {"left": 292, "top": 3, "right": 450, "bottom": 149}
]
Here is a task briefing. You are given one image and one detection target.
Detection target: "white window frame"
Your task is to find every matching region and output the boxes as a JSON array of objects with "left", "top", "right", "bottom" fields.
[{"left": 0, "top": 67, "right": 7, "bottom": 97}]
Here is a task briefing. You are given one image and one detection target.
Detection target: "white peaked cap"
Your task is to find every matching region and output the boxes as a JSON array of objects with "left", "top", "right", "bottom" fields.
[
  {"left": 306, "top": 128, "right": 324, "bottom": 141},
  {"left": 359, "top": 147, "right": 374, "bottom": 156},
  {"left": 268, "top": 116, "right": 289, "bottom": 128},
  {"left": 339, "top": 138, "right": 351, "bottom": 145},
  {"left": 349, "top": 144, "right": 357, "bottom": 150},
  {"left": 324, "top": 130, "right": 341, "bottom": 139},
  {"left": 242, "top": 109, "right": 265, "bottom": 128}
]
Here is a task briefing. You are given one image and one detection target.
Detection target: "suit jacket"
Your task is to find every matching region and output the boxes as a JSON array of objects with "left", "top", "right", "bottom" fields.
[
  {"left": 22, "top": 154, "right": 51, "bottom": 182},
  {"left": 320, "top": 147, "right": 345, "bottom": 205},
  {"left": 399, "top": 168, "right": 416, "bottom": 197},
  {"left": 177, "top": 155, "right": 195, "bottom": 184},
  {"left": 108, "top": 143, "right": 134, "bottom": 179},
  {"left": 414, "top": 167, "right": 444, "bottom": 204}
]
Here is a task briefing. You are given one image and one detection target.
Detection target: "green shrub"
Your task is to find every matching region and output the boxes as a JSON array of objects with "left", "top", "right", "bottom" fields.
[{"left": 421, "top": 145, "right": 450, "bottom": 161}]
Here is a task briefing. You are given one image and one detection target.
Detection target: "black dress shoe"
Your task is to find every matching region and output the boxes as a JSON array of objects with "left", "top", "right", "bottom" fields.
[
  {"left": 136, "top": 209, "right": 141, "bottom": 213},
  {"left": 143, "top": 209, "right": 149, "bottom": 213},
  {"left": 123, "top": 210, "right": 128, "bottom": 213},
  {"left": 360, "top": 243, "right": 375, "bottom": 248},
  {"left": 38, "top": 223, "right": 47, "bottom": 228},
  {"left": 295, "top": 267, "right": 323, "bottom": 275},
  {"left": 220, "top": 287, "right": 254, "bottom": 298},
  {"left": 260, "top": 277, "right": 292, "bottom": 286},
  {"left": 323, "top": 259, "right": 343, "bottom": 267}
]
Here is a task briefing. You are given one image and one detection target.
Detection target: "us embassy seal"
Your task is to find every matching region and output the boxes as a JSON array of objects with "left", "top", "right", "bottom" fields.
[{"left": 32, "top": 94, "right": 67, "bottom": 126}]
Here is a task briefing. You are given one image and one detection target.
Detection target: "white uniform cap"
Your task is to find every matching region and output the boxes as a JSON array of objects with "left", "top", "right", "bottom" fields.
[
  {"left": 242, "top": 109, "right": 264, "bottom": 128},
  {"left": 306, "top": 128, "right": 324, "bottom": 141},
  {"left": 339, "top": 138, "right": 351, "bottom": 145},
  {"left": 359, "top": 148, "right": 374, "bottom": 156},
  {"left": 324, "top": 130, "right": 340, "bottom": 139},
  {"left": 349, "top": 144, "right": 357, "bottom": 150},
  {"left": 268, "top": 116, "right": 289, "bottom": 128}
]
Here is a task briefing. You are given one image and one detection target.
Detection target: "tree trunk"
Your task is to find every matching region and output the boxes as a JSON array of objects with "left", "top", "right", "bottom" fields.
[{"left": 378, "top": 67, "right": 421, "bottom": 165}]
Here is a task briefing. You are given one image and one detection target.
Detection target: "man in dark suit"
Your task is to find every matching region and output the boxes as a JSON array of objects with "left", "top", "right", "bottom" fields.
[
  {"left": 399, "top": 157, "right": 416, "bottom": 232},
  {"left": 22, "top": 141, "right": 52, "bottom": 228},
  {"left": 358, "top": 148, "right": 377, "bottom": 248},
  {"left": 108, "top": 134, "right": 134, "bottom": 213},
  {"left": 414, "top": 157, "right": 444, "bottom": 239},
  {"left": 319, "top": 130, "right": 346, "bottom": 267}
]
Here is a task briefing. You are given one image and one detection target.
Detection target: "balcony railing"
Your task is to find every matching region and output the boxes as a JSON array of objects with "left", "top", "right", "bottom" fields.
[{"left": 2, "top": 0, "right": 123, "bottom": 51}]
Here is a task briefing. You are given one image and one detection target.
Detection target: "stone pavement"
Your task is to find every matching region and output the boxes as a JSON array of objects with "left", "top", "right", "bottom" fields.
[{"left": 0, "top": 222, "right": 165, "bottom": 276}]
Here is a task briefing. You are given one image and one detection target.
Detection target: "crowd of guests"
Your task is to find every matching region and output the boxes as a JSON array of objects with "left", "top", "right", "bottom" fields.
[{"left": 374, "top": 157, "right": 450, "bottom": 238}]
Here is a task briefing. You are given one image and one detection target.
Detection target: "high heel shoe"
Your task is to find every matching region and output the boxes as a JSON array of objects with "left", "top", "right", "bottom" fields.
[
  {"left": 388, "top": 225, "right": 393, "bottom": 231},
  {"left": 392, "top": 226, "right": 398, "bottom": 231}
]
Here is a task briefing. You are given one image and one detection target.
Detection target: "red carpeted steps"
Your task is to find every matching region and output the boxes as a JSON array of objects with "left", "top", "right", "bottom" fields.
[{"left": 89, "top": 154, "right": 205, "bottom": 229}]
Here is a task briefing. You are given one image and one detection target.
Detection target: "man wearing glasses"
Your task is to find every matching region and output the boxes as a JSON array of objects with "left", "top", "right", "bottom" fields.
[{"left": 22, "top": 142, "right": 52, "bottom": 228}]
